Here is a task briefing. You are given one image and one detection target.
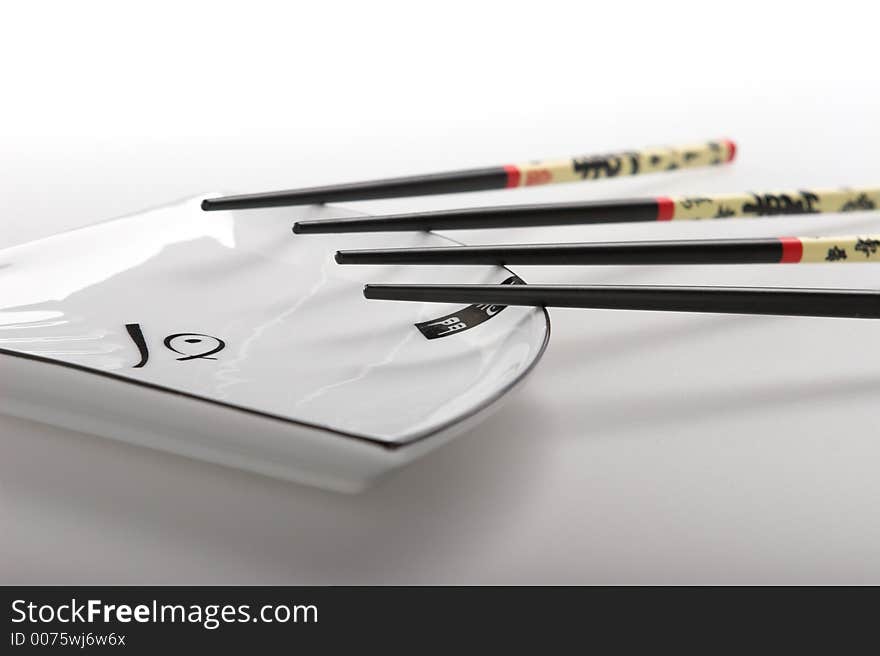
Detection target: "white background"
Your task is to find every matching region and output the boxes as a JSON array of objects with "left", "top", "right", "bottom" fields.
[{"left": 3, "top": 1, "right": 880, "bottom": 583}]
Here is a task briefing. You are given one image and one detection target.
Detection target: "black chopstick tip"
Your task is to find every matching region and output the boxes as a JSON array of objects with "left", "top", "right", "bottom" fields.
[
  {"left": 363, "top": 284, "right": 390, "bottom": 300},
  {"left": 336, "top": 250, "right": 382, "bottom": 264},
  {"left": 292, "top": 221, "right": 322, "bottom": 234},
  {"left": 201, "top": 198, "right": 229, "bottom": 212}
]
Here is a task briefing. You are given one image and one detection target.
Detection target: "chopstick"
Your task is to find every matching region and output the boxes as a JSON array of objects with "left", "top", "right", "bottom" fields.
[
  {"left": 337, "top": 235, "right": 880, "bottom": 266},
  {"left": 202, "top": 139, "right": 735, "bottom": 211},
  {"left": 293, "top": 187, "right": 879, "bottom": 233},
  {"left": 363, "top": 284, "right": 880, "bottom": 319}
]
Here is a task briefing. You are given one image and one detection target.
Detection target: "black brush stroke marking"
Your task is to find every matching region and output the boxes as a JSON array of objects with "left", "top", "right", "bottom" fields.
[{"left": 125, "top": 323, "right": 149, "bottom": 368}]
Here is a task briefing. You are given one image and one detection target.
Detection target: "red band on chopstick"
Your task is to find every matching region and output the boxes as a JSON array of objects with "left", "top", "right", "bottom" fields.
[
  {"left": 503, "top": 165, "right": 521, "bottom": 188},
  {"left": 779, "top": 237, "right": 803, "bottom": 263},
  {"left": 656, "top": 197, "right": 675, "bottom": 221},
  {"left": 721, "top": 139, "right": 737, "bottom": 162}
]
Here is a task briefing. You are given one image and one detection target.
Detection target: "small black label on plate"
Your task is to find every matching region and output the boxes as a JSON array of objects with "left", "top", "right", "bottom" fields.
[{"left": 415, "top": 275, "right": 523, "bottom": 340}]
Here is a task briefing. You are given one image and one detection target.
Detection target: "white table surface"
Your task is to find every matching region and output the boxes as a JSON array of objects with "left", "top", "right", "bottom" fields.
[{"left": 3, "top": 1, "right": 880, "bottom": 583}]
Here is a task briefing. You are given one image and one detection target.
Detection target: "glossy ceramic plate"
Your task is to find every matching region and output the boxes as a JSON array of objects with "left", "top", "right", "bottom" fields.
[{"left": 0, "top": 196, "right": 549, "bottom": 491}]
